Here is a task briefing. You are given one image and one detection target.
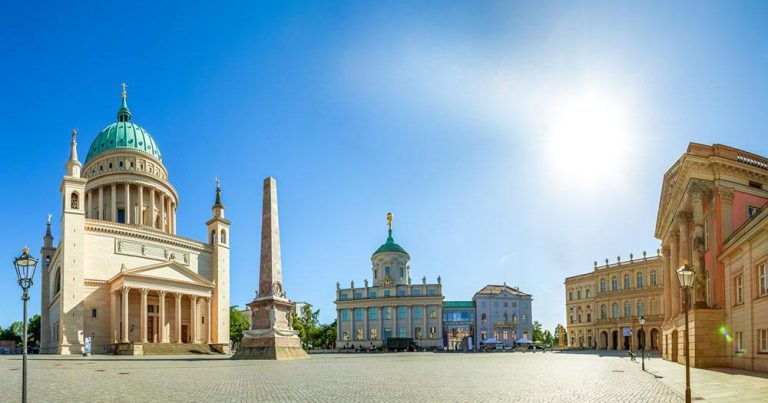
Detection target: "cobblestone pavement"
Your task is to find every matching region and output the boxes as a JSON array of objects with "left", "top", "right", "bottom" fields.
[{"left": 0, "top": 351, "right": 683, "bottom": 402}]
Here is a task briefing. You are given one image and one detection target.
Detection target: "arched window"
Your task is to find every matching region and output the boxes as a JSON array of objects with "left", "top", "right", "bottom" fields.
[
  {"left": 210, "top": 230, "right": 217, "bottom": 244},
  {"left": 637, "top": 272, "right": 644, "bottom": 288},
  {"left": 70, "top": 192, "right": 79, "bottom": 209},
  {"left": 599, "top": 279, "right": 606, "bottom": 293},
  {"left": 600, "top": 304, "right": 607, "bottom": 320},
  {"left": 481, "top": 313, "right": 487, "bottom": 323},
  {"left": 585, "top": 288, "right": 591, "bottom": 298},
  {"left": 611, "top": 302, "right": 619, "bottom": 318},
  {"left": 220, "top": 229, "right": 227, "bottom": 244},
  {"left": 624, "top": 301, "right": 631, "bottom": 318},
  {"left": 637, "top": 300, "right": 645, "bottom": 316},
  {"left": 650, "top": 270, "right": 657, "bottom": 286},
  {"left": 623, "top": 273, "right": 630, "bottom": 289},
  {"left": 54, "top": 267, "right": 61, "bottom": 295},
  {"left": 611, "top": 276, "right": 618, "bottom": 292}
]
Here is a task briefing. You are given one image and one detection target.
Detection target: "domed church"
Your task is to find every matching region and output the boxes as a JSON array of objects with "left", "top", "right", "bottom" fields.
[{"left": 39, "top": 85, "right": 230, "bottom": 355}]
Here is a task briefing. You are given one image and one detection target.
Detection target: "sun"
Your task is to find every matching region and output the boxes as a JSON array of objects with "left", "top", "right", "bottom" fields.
[{"left": 543, "top": 89, "right": 635, "bottom": 188}]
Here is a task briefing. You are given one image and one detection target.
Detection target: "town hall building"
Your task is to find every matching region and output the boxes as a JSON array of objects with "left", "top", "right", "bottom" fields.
[{"left": 39, "top": 86, "right": 230, "bottom": 355}]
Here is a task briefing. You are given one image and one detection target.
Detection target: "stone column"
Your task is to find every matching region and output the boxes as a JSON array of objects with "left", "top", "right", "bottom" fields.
[
  {"left": 171, "top": 203, "right": 177, "bottom": 234},
  {"left": 158, "top": 291, "right": 167, "bottom": 343},
  {"left": 160, "top": 193, "right": 166, "bottom": 232},
  {"left": 140, "top": 288, "right": 149, "bottom": 343},
  {"left": 121, "top": 287, "right": 130, "bottom": 343},
  {"left": 719, "top": 187, "right": 734, "bottom": 239},
  {"left": 125, "top": 183, "right": 131, "bottom": 224},
  {"left": 670, "top": 232, "right": 680, "bottom": 316},
  {"left": 422, "top": 305, "right": 427, "bottom": 341},
  {"left": 336, "top": 309, "right": 342, "bottom": 343},
  {"left": 408, "top": 305, "right": 413, "bottom": 338},
  {"left": 378, "top": 307, "right": 382, "bottom": 343},
  {"left": 175, "top": 293, "right": 183, "bottom": 343},
  {"left": 677, "top": 213, "right": 690, "bottom": 265},
  {"left": 393, "top": 306, "right": 398, "bottom": 337},
  {"left": 110, "top": 290, "right": 118, "bottom": 343},
  {"left": 351, "top": 308, "right": 356, "bottom": 342},
  {"left": 206, "top": 297, "right": 212, "bottom": 344},
  {"left": 138, "top": 184, "right": 144, "bottom": 225},
  {"left": 690, "top": 186, "right": 707, "bottom": 307},
  {"left": 98, "top": 186, "right": 104, "bottom": 219},
  {"left": 363, "top": 307, "right": 369, "bottom": 341},
  {"left": 150, "top": 188, "right": 156, "bottom": 229},
  {"left": 189, "top": 295, "right": 198, "bottom": 343},
  {"left": 87, "top": 189, "right": 93, "bottom": 218},
  {"left": 662, "top": 245, "right": 672, "bottom": 321},
  {"left": 111, "top": 184, "right": 117, "bottom": 222}
]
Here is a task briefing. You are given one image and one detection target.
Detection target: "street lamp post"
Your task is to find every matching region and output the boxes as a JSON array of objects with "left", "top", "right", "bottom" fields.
[
  {"left": 13, "top": 247, "right": 39, "bottom": 403},
  {"left": 677, "top": 261, "right": 694, "bottom": 403},
  {"left": 639, "top": 315, "right": 646, "bottom": 371}
]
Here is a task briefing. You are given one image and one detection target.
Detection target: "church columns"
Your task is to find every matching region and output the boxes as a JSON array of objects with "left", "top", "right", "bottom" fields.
[
  {"left": 111, "top": 290, "right": 118, "bottom": 343},
  {"left": 111, "top": 184, "right": 117, "bottom": 222},
  {"left": 175, "top": 293, "right": 182, "bottom": 343},
  {"left": 158, "top": 291, "right": 167, "bottom": 343},
  {"left": 160, "top": 193, "right": 166, "bottom": 232},
  {"left": 87, "top": 189, "right": 93, "bottom": 218},
  {"left": 121, "top": 287, "right": 130, "bottom": 343},
  {"left": 125, "top": 182, "right": 131, "bottom": 224},
  {"left": 150, "top": 188, "right": 156, "bottom": 229},
  {"left": 98, "top": 186, "right": 104, "bottom": 219},
  {"left": 140, "top": 288, "right": 149, "bottom": 343},
  {"left": 171, "top": 202, "right": 176, "bottom": 234},
  {"left": 189, "top": 295, "right": 198, "bottom": 343},
  {"left": 138, "top": 184, "right": 144, "bottom": 225},
  {"left": 206, "top": 297, "right": 212, "bottom": 344}
]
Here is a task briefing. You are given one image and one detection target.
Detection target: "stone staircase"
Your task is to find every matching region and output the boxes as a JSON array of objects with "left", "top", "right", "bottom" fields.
[{"left": 141, "top": 343, "right": 217, "bottom": 355}]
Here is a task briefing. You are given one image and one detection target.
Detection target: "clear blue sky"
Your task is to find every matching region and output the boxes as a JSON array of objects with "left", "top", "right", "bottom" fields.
[{"left": 2, "top": 1, "right": 768, "bottom": 333}]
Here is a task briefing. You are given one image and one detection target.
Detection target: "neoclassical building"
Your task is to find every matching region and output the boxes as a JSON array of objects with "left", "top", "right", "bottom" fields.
[
  {"left": 334, "top": 214, "right": 444, "bottom": 349},
  {"left": 657, "top": 143, "right": 768, "bottom": 370},
  {"left": 39, "top": 87, "right": 230, "bottom": 355},
  {"left": 473, "top": 284, "right": 533, "bottom": 349},
  {"left": 565, "top": 253, "right": 664, "bottom": 351}
]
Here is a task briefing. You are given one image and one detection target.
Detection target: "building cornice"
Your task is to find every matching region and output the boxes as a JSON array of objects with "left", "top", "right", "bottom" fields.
[{"left": 84, "top": 218, "right": 210, "bottom": 253}]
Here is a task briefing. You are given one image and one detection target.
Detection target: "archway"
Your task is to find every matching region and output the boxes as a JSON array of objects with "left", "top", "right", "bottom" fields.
[
  {"left": 671, "top": 329, "right": 679, "bottom": 362},
  {"left": 650, "top": 328, "right": 660, "bottom": 350},
  {"left": 637, "top": 329, "right": 646, "bottom": 350},
  {"left": 611, "top": 330, "right": 619, "bottom": 350},
  {"left": 600, "top": 331, "right": 608, "bottom": 350}
]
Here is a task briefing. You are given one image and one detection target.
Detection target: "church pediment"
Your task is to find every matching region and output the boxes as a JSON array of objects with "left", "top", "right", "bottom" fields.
[{"left": 109, "top": 261, "right": 213, "bottom": 288}]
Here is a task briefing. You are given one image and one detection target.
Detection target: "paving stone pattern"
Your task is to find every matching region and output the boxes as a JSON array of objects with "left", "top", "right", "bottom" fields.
[{"left": 0, "top": 351, "right": 682, "bottom": 402}]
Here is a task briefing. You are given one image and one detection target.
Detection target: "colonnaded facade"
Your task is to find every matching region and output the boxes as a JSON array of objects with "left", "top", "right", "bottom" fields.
[
  {"left": 334, "top": 213, "right": 444, "bottom": 349},
  {"left": 656, "top": 143, "right": 768, "bottom": 371},
  {"left": 39, "top": 86, "right": 230, "bottom": 355},
  {"left": 565, "top": 252, "right": 664, "bottom": 352}
]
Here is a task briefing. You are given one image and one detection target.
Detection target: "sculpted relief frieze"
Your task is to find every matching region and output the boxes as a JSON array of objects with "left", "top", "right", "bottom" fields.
[{"left": 115, "top": 239, "right": 190, "bottom": 265}]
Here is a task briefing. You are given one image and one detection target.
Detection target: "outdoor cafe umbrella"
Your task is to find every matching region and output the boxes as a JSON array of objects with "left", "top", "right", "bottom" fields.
[
  {"left": 514, "top": 337, "right": 533, "bottom": 344},
  {"left": 482, "top": 338, "right": 499, "bottom": 344}
]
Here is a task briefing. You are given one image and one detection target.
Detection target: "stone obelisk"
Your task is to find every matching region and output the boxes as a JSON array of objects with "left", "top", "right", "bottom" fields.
[{"left": 232, "top": 177, "right": 308, "bottom": 360}]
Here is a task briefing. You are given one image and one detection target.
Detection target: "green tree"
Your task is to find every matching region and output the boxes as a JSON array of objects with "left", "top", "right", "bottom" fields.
[
  {"left": 532, "top": 321, "right": 544, "bottom": 342},
  {"left": 292, "top": 304, "right": 320, "bottom": 350},
  {"left": 543, "top": 330, "right": 554, "bottom": 347},
  {"left": 229, "top": 306, "right": 250, "bottom": 344},
  {"left": 0, "top": 321, "right": 23, "bottom": 346},
  {"left": 28, "top": 314, "right": 41, "bottom": 348}
]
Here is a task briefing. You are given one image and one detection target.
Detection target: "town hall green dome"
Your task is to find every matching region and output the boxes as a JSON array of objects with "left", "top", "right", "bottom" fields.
[
  {"left": 84, "top": 91, "right": 162, "bottom": 165},
  {"left": 373, "top": 230, "right": 409, "bottom": 257}
]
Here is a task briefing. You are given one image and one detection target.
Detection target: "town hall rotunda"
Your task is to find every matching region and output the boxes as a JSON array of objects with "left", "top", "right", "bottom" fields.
[{"left": 39, "top": 86, "right": 230, "bottom": 355}]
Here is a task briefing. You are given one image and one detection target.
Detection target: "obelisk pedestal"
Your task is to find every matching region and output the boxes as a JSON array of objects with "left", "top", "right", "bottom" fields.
[{"left": 232, "top": 177, "right": 308, "bottom": 360}]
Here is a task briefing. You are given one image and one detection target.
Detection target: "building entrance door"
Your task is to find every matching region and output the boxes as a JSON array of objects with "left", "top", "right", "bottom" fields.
[
  {"left": 181, "top": 325, "right": 189, "bottom": 343},
  {"left": 147, "top": 317, "right": 155, "bottom": 343},
  {"left": 384, "top": 329, "right": 391, "bottom": 343}
]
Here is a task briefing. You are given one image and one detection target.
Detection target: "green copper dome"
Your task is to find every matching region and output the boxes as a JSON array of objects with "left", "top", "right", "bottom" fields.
[
  {"left": 84, "top": 90, "right": 162, "bottom": 165},
  {"left": 373, "top": 229, "right": 409, "bottom": 257}
]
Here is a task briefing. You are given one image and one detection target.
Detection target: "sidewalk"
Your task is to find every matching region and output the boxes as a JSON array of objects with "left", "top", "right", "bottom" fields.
[{"left": 599, "top": 350, "right": 768, "bottom": 402}]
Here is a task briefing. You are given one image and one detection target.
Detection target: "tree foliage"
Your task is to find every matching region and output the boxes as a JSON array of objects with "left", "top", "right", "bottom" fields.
[
  {"left": 229, "top": 306, "right": 250, "bottom": 344},
  {"left": 532, "top": 320, "right": 544, "bottom": 343},
  {"left": 291, "top": 305, "right": 336, "bottom": 350}
]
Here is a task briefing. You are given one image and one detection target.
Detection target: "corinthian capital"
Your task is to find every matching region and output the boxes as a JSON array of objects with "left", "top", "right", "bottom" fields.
[
  {"left": 676, "top": 212, "right": 691, "bottom": 226},
  {"left": 717, "top": 186, "right": 735, "bottom": 203}
]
